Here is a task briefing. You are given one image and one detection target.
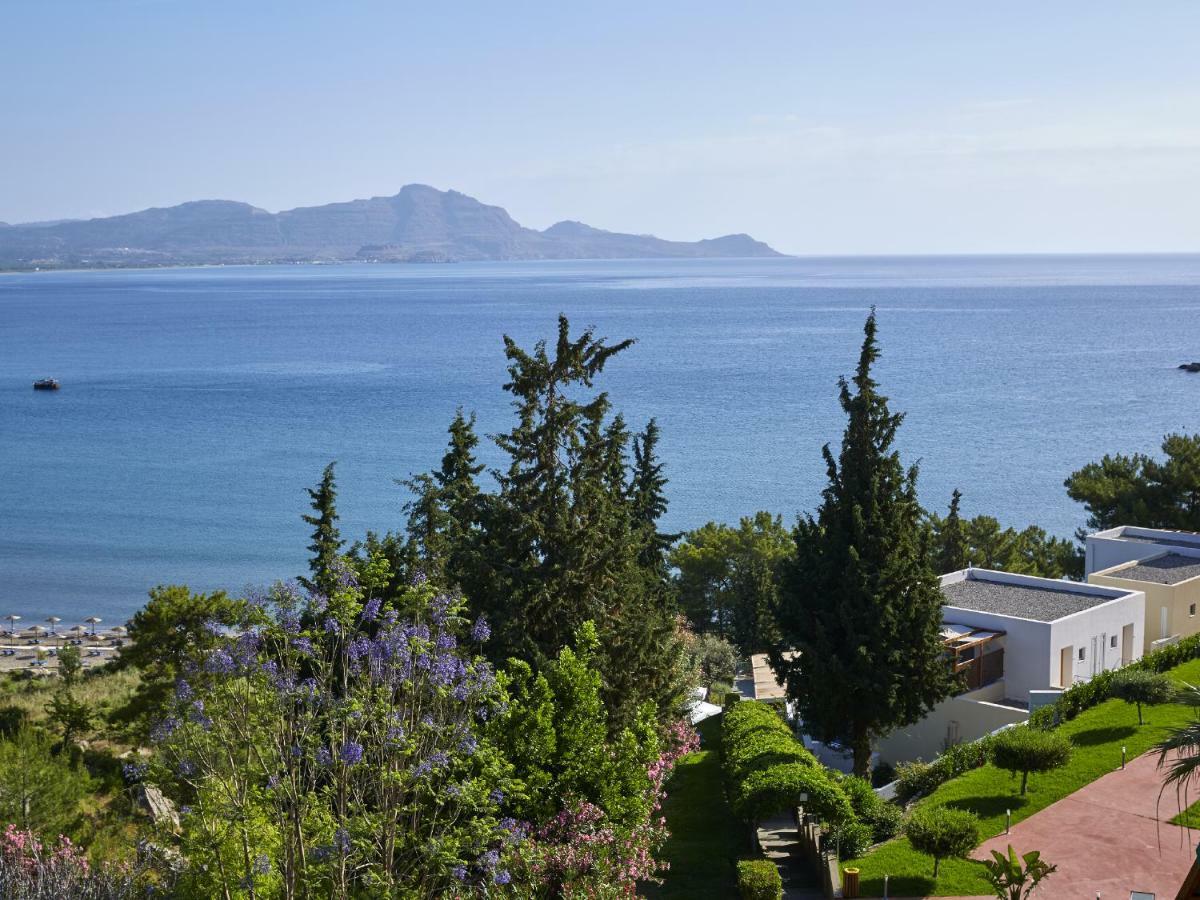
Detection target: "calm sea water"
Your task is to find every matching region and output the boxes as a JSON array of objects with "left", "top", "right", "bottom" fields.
[{"left": 2, "top": 256, "right": 1199, "bottom": 624}]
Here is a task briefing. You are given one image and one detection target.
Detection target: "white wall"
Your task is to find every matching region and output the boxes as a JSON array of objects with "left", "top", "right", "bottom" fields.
[
  {"left": 876, "top": 684, "right": 1028, "bottom": 766},
  {"left": 1049, "top": 590, "right": 1145, "bottom": 686}
]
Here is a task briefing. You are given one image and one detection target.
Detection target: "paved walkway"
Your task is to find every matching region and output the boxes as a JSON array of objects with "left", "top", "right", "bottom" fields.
[
  {"left": 862, "top": 750, "right": 1196, "bottom": 899},
  {"left": 972, "top": 749, "right": 1195, "bottom": 897}
]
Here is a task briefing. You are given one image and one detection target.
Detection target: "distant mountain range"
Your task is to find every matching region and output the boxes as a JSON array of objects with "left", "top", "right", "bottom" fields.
[{"left": 0, "top": 184, "right": 783, "bottom": 269}]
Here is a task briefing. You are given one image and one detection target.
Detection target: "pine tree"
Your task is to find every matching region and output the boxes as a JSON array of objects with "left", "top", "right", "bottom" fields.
[
  {"left": 935, "top": 488, "right": 969, "bottom": 572},
  {"left": 772, "top": 310, "right": 955, "bottom": 777},
  {"left": 629, "top": 418, "right": 678, "bottom": 575},
  {"left": 300, "top": 462, "right": 343, "bottom": 598}
]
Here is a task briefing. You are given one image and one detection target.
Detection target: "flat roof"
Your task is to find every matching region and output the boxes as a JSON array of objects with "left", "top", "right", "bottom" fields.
[
  {"left": 1109, "top": 527, "right": 1200, "bottom": 551},
  {"left": 941, "top": 576, "right": 1124, "bottom": 623},
  {"left": 1116, "top": 553, "right": 1200, "bottom": 585},
  {"left": 750, "top": 651, "right": 798, "bottom": 701}
]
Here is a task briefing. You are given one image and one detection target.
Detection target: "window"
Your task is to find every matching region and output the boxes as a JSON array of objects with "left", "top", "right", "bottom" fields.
[
  {"left": 1078, "top": 647, "right": 1086, "bottom": 661},
  {"left": 1191, "top": 603, "right": 1197, "bottom": 617},
  {"left": 1111, "top": 634, "right": 1118, "bottom": 648}
]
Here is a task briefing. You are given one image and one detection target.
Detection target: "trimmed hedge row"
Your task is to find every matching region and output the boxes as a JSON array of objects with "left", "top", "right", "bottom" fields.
[
  {"left": 1029, "top": 630, "right": 1200, "bottom": 729},
  {"left": 722, "top": 701, "right": 853, "bottom": 825}
]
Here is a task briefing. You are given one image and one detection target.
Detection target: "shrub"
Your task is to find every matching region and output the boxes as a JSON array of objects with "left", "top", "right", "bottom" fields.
[
  {"left": 736, "top": 859, "right": 782, "bottom": 900},
  {"left": 838, "top": 774, "right": 903, "bottom": 841},
  {"left": 0, "top": 706, "right": 27, "bottom": 739},
  {"left": 1109, "top": 668, "right": 1172, "bottom": 725},
  {"left": 827, "top": 820, "right": 873, "bottom": 859},
  {"left": 991, "top": 727, "right": 1072, "bottom": 795},
  {"left": 722, "top": 702, "right": 853, "bottom": 825},
  {"left": 693, "top": 633, "right": 739, "bottom": 685},
  {"left": 894, "top": 734, "right": 997, "bottom": 802},
  {"left": 905, "top": 806, "right": 980, "bottom": 877},
  {"left": 708, "top": 681, "right": 733, "bottom": 702}
]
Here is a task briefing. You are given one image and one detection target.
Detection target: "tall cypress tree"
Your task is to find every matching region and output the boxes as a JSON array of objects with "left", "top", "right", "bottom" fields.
[
  {"left": 772, "top": 310, "right": 954, "bottom": 777},
  {"left": 300, "top": 461, "right": 344, "bottom": 598},
  {"left": 629, "top": 418, "right": 677, "bottom": 575},
  {"left": 935, "top": 488, "right": 969, "bottom": 572}
]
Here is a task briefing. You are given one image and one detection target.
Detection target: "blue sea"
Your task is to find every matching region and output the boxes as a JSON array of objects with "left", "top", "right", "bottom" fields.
[{"left": 2, "top": 256, "right": 1199, "bottom": 624}]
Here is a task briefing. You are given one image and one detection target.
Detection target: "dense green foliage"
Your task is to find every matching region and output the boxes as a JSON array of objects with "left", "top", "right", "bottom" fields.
[
  {"left": 0, "top": 728, "right": 95, "bottom": 838},
  {"left": 772, "top": 311, "right": 955, "bottom": 775},
  {"left": 683, "top": 633, "right": 739, "bottom": 687},
  {"left": 1109, "top": 668, "right": 1172, "bottom": 724},
  {"left": 1065, "top": 431, "right": 1200, "bottom": 535},
  {"left": 405, "top": 316, "right": 685, "bottom": 730},
  {"left": 113, "top": 584, "right": 249, "bottom": 734},
  {"left": 837, "top": 774, "right": 902, "bottom": 842},
  {"left": 721, "top": 702, "right": 852, "bottom": 825},
  {"left": 927, "top": 491, "right": 1082, "bottom": 578},
  {"left": 735, "top": 859, "right": 782, "bottom": 900},
  {"left": 670, "top": 512, "right": 791, "bottom": 654},
  {"left": 904, "top": 807, "right": 980, "bottom": 877}
]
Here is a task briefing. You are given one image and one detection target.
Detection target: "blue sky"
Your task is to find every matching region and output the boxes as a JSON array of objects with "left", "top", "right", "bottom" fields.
[{"left": 2, "top": 1, "right": 1199, "bottom": 253}]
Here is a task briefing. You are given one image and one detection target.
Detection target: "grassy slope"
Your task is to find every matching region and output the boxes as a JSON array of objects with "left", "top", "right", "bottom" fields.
[
  {"left": 649, "top": 715, "right": 743, "bottom": 899},
  {"left": 846, "top": 657, "right": 1200, "bottom": 896}
]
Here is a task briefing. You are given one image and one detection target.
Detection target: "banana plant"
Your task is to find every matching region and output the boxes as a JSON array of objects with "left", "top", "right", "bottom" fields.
[{"left": 982, "top": 844, "right": 1057, "bottom": 900}]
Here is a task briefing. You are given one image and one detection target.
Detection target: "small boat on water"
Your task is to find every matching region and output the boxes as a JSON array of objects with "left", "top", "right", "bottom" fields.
[{"left": 33, "top": 378, "right": 60, "bottom": 391}]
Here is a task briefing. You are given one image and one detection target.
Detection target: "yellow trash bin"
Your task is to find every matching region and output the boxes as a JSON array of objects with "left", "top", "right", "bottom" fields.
[{"left": 843, "top": 866, "right": 860, "bottom": 898}]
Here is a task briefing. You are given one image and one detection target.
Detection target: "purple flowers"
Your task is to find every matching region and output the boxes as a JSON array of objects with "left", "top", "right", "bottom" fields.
[
  {"left": 315, "top": 746, "right": 333, "bottom": 767},
  {"left": 470, "top": 616, "right": 491, "bottom": 643},
  {"left": 204, "top": 648, "right": 237, "bottom": 675},
  {"left": 339, "top": 741, "right": 364, "bottom": 765},
  {"left": 360, "top": 597, "right": 381, "bottom": 622}
]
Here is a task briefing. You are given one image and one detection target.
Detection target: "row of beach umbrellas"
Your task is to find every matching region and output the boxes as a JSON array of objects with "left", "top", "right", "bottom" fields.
[{"left": 2, "top": 615, "right": 125, "bottom": 646}]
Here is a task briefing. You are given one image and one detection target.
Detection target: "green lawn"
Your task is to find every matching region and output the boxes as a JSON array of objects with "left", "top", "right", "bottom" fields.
[
  {"left": 648, "top": 715, "right": 744, "bottom": 899},
  {"left": 1170, "top": 795, "right": 1200, "bottom": 828},
  {"left": 846, "top": 657, "right": 1200, "bottom": 897}
]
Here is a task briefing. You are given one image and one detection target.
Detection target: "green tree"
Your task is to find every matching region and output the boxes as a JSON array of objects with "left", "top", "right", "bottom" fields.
[
  {"left": 629, "top": 418, "right": 677, "bottom": 574},
  {"left": 772, "top": 311, "right": 955, "bottom": 776},
  {"left": 0, "top": 727, "right": 94, "bottom": 838},
  {"left": 438, "top": 316, "right": 682, "bottom": 728},
  {"left": 1065, "top": 432, "right": 1200, "bottom": 536},
  {"left": 982, "top": 844, "right": 1057, "bottom": 900},
  {"left": 905, "top": 807, "right": 980, "bottom": 878},
  {"left": 928, "top": 501, "right": 1081, "bottom": 579},
  {"left": 1110, "top": 668, "right": 1172, "bottom": 725},
  {"left": 114, "top": 584, "right": 248, "bottom": 731},
  {"left": 991, "top": 727, "right": 1072, "bottom": 795},
  {"left": 47, "top": 689, "right": 92, "bottom": 747},
  {"left": 300, "top": 461, "right": 343, "bottom": 598},
  {"left": 57, "top": 642, "right": 83, "bottom": 688},
  {"left": 935, "top": 489, "right": 968, "bottom": 572},
  {"left": 670, "top": 512, "right": 792, "bottom": 654}
]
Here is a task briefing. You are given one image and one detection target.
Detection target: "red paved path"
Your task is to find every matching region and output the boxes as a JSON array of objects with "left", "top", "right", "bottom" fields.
[{"left": 864, "top": 750, "right": 1197, "bottom": 899}]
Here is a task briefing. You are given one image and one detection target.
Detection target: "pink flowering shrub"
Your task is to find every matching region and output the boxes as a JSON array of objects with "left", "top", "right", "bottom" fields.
[
  {"left": 505, "top": 720, "right": 699, "bottom": 898},
  {"left": 0, "top": 825, "right": 153, "bottom": 899}
]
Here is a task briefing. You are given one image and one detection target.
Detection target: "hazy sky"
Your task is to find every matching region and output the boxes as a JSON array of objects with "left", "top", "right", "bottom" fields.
[{"left": 3, "top": 1, "right": 1199, "bottom": 254}]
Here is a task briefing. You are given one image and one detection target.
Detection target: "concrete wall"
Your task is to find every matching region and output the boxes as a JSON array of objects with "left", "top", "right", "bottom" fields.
[
  {"left": 1048, "top": 589, "right": 1145, "bottom": 686},
  {"left": 876, "top": 682, "right": 1029, "bottom": 766},
  {"left": 1091, "top": 563, "right": 1200, "bottom": 654}
]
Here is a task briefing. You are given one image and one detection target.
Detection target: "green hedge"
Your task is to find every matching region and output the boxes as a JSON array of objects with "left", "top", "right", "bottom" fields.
[
  {"left": 736, "top": 859, "right": 783, "bottom": 900},
  {"left": 893, "top": 732, "right": 998, "bottom": 803},
  {"left": 721, "top": 701, "right": 853, "bottom": 825},
  {"left": 1029, "top": 630, "right": 1200, "bottom": 729}
]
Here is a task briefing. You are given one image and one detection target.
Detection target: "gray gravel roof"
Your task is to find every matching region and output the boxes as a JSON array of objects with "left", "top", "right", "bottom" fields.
[
  {"left": 941, "top": 577, "right": 1122, "bottom": 623},
  {"left": 1116, "top": 554, "right": 1200, "bottom": 585}
]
